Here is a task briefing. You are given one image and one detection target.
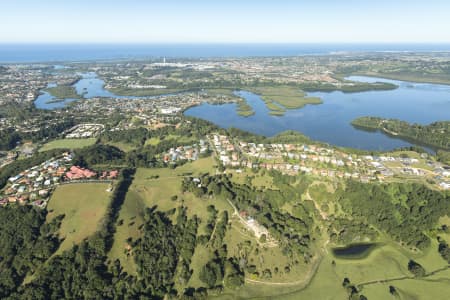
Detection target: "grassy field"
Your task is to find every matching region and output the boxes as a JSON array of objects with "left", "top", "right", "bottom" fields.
[
  {"left": 109, "top": 157, "right": 220, "bottom": 274},
  {"left": 264, "top": 240, "right": 450, "bottom": 300},
  {"left": 215, "top": 239, "right": 450, "bottom": 300},
  {"left": 164, "top": 134, "right": 198, "bottom": 145},
  {"left": 229, "top": 169, "right": 277, "bottom": 190},
  {"left": 361, "top": 269, "right": 450, "bottom": 300},
  {"left": 105, "top": 141, "right": 137, "bottom": 152},
  {"left": 176, "top": 156, "right": 217, "bottom": 175},
  {"left": 187, "top": 244, "right": 213, "bottom": 288},
  {"left": 39, "top": 138, "right": 97, "bottom": 151},
  {"left": 144, "top": 137, "right": 161, "bottom": 146},
  {"left": 122, "top": 158, "right": 219, "bottom": 219},
  {"left": 108, "top": 188, "right": 145, "bottom": 275},
  {"left": 47, "top": 183, "right": 112, "bottom": 254}
]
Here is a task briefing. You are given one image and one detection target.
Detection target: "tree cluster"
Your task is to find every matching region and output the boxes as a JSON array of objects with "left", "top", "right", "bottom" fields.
[
  {"left": 338, "top": 181, "right": 450, "bottom": 250},
  {"left": 0, "top": 206, "right": 61, "bottom": 298}
]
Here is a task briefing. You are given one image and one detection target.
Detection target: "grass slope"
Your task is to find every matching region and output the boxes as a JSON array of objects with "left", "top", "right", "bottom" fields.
[
  {"left": 39, "top": 138, "right": 97, "bottom": 151},
  {"left": 266, "top": 241, "right": 450, "bottom": 300},
  {"left": 109, "top": 157, "right": 219, "bottom": 274},
  {"left": 47, "top": 183, "right": 112, "bottom": 254}
]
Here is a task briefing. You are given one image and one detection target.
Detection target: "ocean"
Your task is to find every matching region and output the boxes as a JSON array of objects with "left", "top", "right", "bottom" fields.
[{"left": 1, "top": 43, "right": 450, "bottom": 63}]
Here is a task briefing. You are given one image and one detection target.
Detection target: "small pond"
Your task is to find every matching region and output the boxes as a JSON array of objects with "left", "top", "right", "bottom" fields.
[{"left": 331, "top": 243, "right": 379, "bottom": 259}]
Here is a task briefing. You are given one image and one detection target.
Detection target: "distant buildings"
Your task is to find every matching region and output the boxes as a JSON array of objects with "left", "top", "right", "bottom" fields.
[
  {"left": 161, "top": 107, "right": 182, "bottom": 115},
  {"left": 65, "top": 123, "right": 104, "bottom": 139}
]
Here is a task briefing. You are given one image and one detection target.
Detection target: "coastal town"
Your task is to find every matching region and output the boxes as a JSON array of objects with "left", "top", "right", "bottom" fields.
[
  {"left": 1, "top": 57, "right": 449, "bottom": 211},
  {"left": 1, "top": 54, "right": 448, "bottom": 152},
  {"left": 69, "top": 91, "right": 239, "bottom": 131}
]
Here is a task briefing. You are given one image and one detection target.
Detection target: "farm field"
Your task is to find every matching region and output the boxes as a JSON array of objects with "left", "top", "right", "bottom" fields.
[
  {"left": 267, "top": 241, "right": 450, "bottom": 300},
  {"left": 104, "top": 141, "right": 137, "bottom": 152},
  {"left": 109, "top": 156, "right": 221, "bottom": 274},
  {"left": 210, "top": 240, "right": 450, "bottom": 300},
  {"left": 46, "top": 183, "right": 112, "bottom": 254},
  {"left": 144, "top": 137, "right": 161, "bottom": 146},
  {"left": 39, "top": 138, "right": 97, "bottom": 151},
  {"left": 164, "top": 133, "right": 198, "bottom": 145},
  {"left": 229, "top": 169, "right": 278, "bottom": 190}
]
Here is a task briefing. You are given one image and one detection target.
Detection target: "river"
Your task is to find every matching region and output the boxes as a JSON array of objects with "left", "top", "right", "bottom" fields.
[{"left": 34, "top": 72, "right": 152, "bottom": 109}]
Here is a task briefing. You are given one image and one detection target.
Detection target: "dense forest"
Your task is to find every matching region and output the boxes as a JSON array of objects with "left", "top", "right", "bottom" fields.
[
  {"left": 352, "top": 117, "right": 450, "bottom": 150},
  {"left": 133, "top": 207, "right": 199, "bottom": 297},
  {"left": 0, "top": 128, "right": 21, "bottom": 151},
  {"left": 337, "top": 181, "right": 450, "bottom": 250},
  {"left": 0, "top": 206, "right": 62, "bottom": 298}
]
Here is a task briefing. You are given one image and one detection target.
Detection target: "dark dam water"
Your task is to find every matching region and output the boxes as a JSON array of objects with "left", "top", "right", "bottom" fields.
[
  {"left": 332, "top": 243, "right": 378, "bottom": 259},
  {"left": 184, "top": 76, "right": 450, "bottom": 151}
]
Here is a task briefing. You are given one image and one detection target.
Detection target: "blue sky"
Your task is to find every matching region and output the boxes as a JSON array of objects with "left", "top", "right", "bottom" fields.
[{"left": 1, "top": 0, "right": 449, "bottom": 43}]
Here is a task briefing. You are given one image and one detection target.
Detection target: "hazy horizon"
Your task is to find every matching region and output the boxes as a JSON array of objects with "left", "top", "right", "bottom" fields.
[{"left": 2, "top": 43, "right": 450, "bottom": 63}]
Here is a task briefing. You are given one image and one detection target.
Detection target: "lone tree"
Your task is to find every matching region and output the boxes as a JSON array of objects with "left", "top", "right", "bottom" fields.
[
  {"left": 342, "top": 277, "right": 351, "bottom": 287},
  {"left": 407, "top": 260, "right": 426, "bottom": 277},
  {"left": 259, "top": 234, "right": 267, "bottom": 243},
  {"left": 389, "top": 285, "right": 398, "bottom": 296}
]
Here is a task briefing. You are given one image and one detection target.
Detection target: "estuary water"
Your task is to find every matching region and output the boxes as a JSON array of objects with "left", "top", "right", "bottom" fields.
[
  {"left": 34, "top": 82, "right": 79, "bottom": 110},
  {"left": 34, "top": 71, "right": 450, "bottom": 151},
  {"left": 184, "top": 76, "right": 450, "bottom": 151},
  {"left": 34, "top": 72, "right": 148, "bottom": 109}
]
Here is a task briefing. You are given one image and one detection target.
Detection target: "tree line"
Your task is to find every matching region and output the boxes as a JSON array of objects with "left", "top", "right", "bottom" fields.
[{"left": 352, "top": 117, "right": 450, "bottom": 150}]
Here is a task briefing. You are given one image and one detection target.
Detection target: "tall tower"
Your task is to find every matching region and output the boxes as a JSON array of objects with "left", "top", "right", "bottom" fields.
[{"left": 163, "top": 57, "right": 166, "bottom": 65}]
